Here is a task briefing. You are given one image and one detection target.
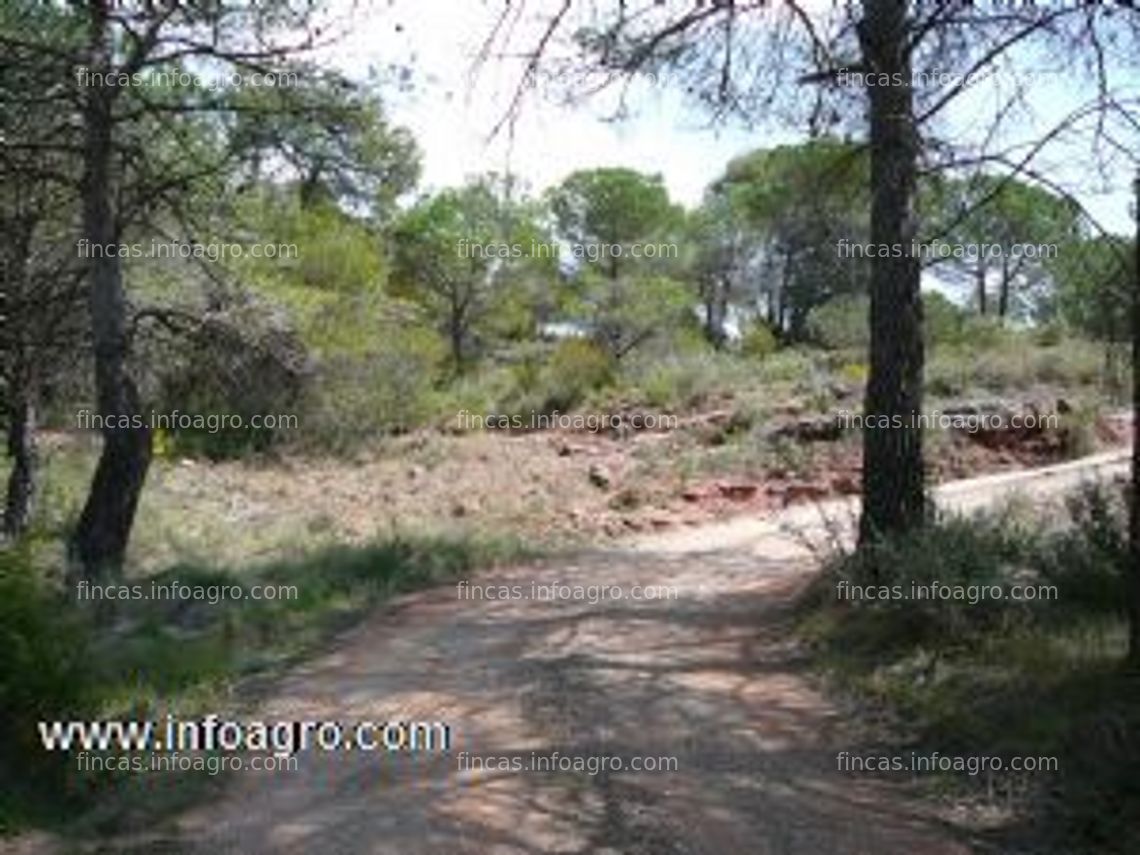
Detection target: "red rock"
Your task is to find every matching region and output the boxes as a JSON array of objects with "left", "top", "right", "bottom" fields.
[
  {"left": 718, "top": 483, "right": 758, "bottom": 501},
  {"left": 782, "top": 482, "right": 830, "bottom": 505},
  {"left": 832, "top": 474, "right": 860, "bottom": 495}
]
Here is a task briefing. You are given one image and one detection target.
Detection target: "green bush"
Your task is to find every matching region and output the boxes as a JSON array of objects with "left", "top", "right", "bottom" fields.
[
  {"left": 0, "top": 549, "right": 96, "bottom": 824},
  {"left": 754, "top": 348, "right": 817, "bottom": 384},
  {"left": 301, "top": 323, "right": 446, "bottom": 451},
  {"left": 958, "top": 315, "right": 1015, "bottom": 350},
  {"left": 829, "top": 511, "right": 1042, "bottom": 647},
  {"left": 1033, "top": 321, "right": 1067, "bottom": 347},
  {"left": 923, "top": 290, "right": 967, "bottom": 346},
  {"left": 739, "top": 322, "right": 780, "bottom": 359},
  {"left": 535, "top": 338, "right": 615, "bottom": 412},
  {"left": 804, "top": 494, "right": 1139, "bottom": 853},
  {"left": 639, "top": 358, "right": 708, "bottom": 411},
  {"left": 1038, "top": 483, "right": 1129, "bottom": 617},
  {"left": 806, "top": 294, "right": 869, "bottom": 351},
  {"left": 629, "top": 351, "right": 751, "bottom": 411},
  {"left": 149, "top": 300, "right": 308, "bottom": 460}
]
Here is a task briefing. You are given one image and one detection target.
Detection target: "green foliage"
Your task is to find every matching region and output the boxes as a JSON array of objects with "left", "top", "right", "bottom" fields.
[
  {"left": 149, "top": 298, "right": 308, "bottom": 460},
  {"left": 831, "top": 511, "right": 1043, "bottom": 647},
  {"left": 739, "top": 321, "right": 779, "bottom": 359},
  {"left": 634, "top": 351, "right": 745, "bottom": 411},
  {"left": 683, "top": 193, "right": 755, "bottom": 338},
  {"left": 921, "top": 173, "right": 1081, "bottom": 321},
  {"left": 808, "top": 289, "right": 970, "bottom": 354},
  {"left": 547, "top": 167, "right": 681, "bottom": 273},
  {"left": 960, "top": 314, "right": 1015, "bottom": 349},
  {"left": 806, "top": 294, "right": 869, "bottom": 350},
  {"left": 391, "top": 178, "right": 554, "bottom": 371},
  {"left": 922, "top": 290, "right": 967, "bottom": 346},
  {"left": 1038, "top": 484, "right": 1130, "bottom": 617},
  {"left": 721, "top": 138, "right": 870, "bottom": 221},
  {"left": 718, "top": 139, "right": 870, "bottom": 338},
  {"left": 1051, "top": 234, "right": 1133, "bottom": 341},
  {"left": 236, "top": 192, "right": 386, "bottom": 294},
  {"left": 565, "top": 273, "right": 693, "bottom": 360},
  {"left": 537, "top": 338, "right": 615, "bottom": 412},
  {"left": 301, "top": 319, "right": 447, "bottom": 450},
  {"left": 926, "top": 331, "right": 1106, "bottom": 397},
  {"left": 0, "top": 548, "right": 96, "bottom": 825},
  {"left": 546, "top": 169, "right": 690, "bottom": 360},
  {"left": 803, "top": 489, "right": 1137, "bottom": 853},
  {"left": 226, "top": 68, "right": 420, "bottom": 219}
]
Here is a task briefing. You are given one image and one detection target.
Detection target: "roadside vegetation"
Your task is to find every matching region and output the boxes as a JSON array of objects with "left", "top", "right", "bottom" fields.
[{"left": 799, "top": 481, "right": 1139, "bottom": 853}]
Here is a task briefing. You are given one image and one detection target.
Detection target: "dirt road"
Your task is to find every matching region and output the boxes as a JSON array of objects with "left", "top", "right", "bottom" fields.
[{"left": 97, "top": 451, "right": 1133, "bottom": 853}]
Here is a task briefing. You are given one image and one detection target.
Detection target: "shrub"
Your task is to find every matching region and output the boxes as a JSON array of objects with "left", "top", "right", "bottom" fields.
[
  {"left": 536, "top": 338, "right": 615, "bottom": 412},
  {"left": 1034, "top": 321, "right": 1067, "bottom": 347},
  {"left": 806, "top": 294, "right": 869, "bottom": 351},
  {"left": 1038, "top": 483, "right": 1129, "bottom": 617},
  {"left": 923, "top": 290, "right": 967, "bottom": 346},
  {"left": 754, "top": 348, "right": 817, "bottom": 384},
  {"left": 301, "top": 323, "right": 447, "bottom": 451},
  {"left": 829, "top": 511, "right": 1042, "bottom": 647},
  {"left": 0, "top": 548, "right": 96, "bottom": 822},
  {"left": 639, "top": 357, "right": 709, "bottom": 410},
  {"left": 839, "top": 361, "right": 868, "bottom": 385},
  {"left": 631, "top": 351, "right": 750, "bottom": 411},
  {"left": 739, "top": 322, "right": 779, "bottom": 359},
  {"left": 804, "top": 494, "right": 1139, "bottom": 853},
  {"left": 958, "top": 315, "right": 1014, "bottom": 350},
  {"left": 148, "top": 298, "right": 308, "bottom": 459}
]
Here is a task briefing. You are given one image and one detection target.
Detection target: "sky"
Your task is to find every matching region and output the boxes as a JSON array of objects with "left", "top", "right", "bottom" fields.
[{"left": 315, "top": 0, "right": 1137, "bottom": 235}]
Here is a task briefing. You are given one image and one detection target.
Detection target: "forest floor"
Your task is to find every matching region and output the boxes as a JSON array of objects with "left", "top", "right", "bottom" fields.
[{"left": 32, "top": 396, "right": 1132, "bottom": 575}]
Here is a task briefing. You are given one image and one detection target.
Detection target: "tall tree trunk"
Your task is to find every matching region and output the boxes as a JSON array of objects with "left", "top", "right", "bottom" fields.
[
  {"left": 3, "top": 393, "right": 37, "bottom": 538},
  {"left": 857, "top": 0, "right": 926, "bottom": 545},
  {"left": 703, "top": 295, "right": 715, "bottom": 341},
  {"left": 998, "top": 254, "right": 1010, "bottom": 319},
  {"left": 704, "top": 277, "right": 729, "bottom": 348},
  {"left": 703, "top": 293, "right": 720, "bottom": 347},
  {"left": 2, "top": 224, "right": 37, "bottom": 539},
  {"left": 70, "top": 6, "right": 152, "bottom": 580},
  {"left": 1129, "top": 170, "right": 1140, "bottom": 668},
  {"left": 778, "top": 246, "right": 793, "bottom": 334},
  {"left": 976, "top": 264, "right": 987, "bottom": 316}
]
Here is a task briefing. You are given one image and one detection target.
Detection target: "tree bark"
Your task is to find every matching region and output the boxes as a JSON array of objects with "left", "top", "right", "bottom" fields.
[
  {"left": 1129, "top": 170, "right": 1139, "bottom": 667},
  {"left": 703, "top": 276, "right": 729, "bottom": 348},
  {"left": 857, "top": 0, "right": 926, "bottom": 546},
  {"left": 1, "top": 222, "right": 38, "bottom": 539},
  {"left": 70, "top": 5, "right": 152, "bottom": 580},
  {"left": 998, "top": 254, "right": 1010, "bottom": 319},
  {"left": 3, "top": 394, "right": 37, "bottom": 538},
  {"left": 976, "top": 263, "right": 987, "bottom": 316}
]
